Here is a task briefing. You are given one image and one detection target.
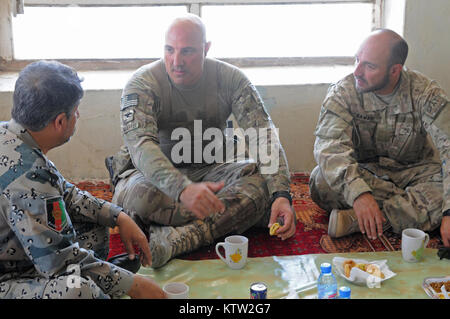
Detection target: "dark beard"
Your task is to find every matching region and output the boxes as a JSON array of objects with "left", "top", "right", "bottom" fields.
[{"left": 355, "top": 71, "right": 390, "bottom": 93}]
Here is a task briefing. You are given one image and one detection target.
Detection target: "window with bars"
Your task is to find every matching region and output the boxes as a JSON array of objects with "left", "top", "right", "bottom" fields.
[{"left": 0, "top": 0, "right": 382, "bottom": 70}]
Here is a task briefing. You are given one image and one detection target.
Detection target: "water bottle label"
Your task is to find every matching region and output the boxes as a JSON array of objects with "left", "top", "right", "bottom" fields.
[
  {"left": 325, "top": 292, "right": 337, "bottom": 299},
  {"left": 318, "top": 290, "right": 338, "bottom": 299}
]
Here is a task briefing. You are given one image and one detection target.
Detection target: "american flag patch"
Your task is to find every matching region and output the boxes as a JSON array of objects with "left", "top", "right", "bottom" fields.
[{"left": 121, "top": 93, "right": 139, "bottom": 110}]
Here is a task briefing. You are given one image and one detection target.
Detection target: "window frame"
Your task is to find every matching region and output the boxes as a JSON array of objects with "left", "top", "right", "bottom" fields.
[{"left": 0, "top": 0, "right": 382, "bottom": 71}]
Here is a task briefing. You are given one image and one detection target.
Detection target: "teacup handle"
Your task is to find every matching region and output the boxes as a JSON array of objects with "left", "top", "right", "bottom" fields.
[
  {"left": 215, "top": 242, "right": 227, "bottom": 264},
  {"left": 423, "top": 233, "right": 430, "bottom": 248}
]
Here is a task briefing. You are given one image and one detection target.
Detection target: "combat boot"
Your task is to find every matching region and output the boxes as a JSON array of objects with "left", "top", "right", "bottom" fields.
[
  {"left": 148, "top": 220, "right": 213, "bottom": 268},
  {"left": 327, "top": 208, "right": 360, "bottom": 238},
  {"left": 328, "top": 208, "right": 391, "bottom": 238}
]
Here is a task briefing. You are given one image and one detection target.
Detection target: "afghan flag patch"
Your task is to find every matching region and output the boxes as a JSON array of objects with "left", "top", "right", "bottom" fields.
[{"left": 46, "top": 196, "right": 68, "bottom": 232}]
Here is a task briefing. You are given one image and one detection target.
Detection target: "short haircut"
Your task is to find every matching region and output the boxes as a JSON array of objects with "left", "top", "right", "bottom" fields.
[
  {"left": 389, "top": 38, "right": 409, "bottom": 66},
  {"left": 12, "top": 60, "right": 83, "bottom": 131},
  {"left": 167, "top": 13, "right": 207, "bottom": 43}
]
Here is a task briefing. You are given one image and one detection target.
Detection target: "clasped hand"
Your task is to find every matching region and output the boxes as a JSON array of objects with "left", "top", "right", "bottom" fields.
[
  {"left": 116, "top": 212, "right": 152, "bottom": 267},
  {"left": 179, "top": 182, "right": 225, "bottom": 219}
]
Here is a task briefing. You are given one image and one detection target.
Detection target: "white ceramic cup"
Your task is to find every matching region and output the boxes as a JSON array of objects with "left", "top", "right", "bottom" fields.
[
  {"left": 215, "top": 235, "right": 248, "bottom": 270},
  {"left": 163, "top": 282, "right": 189, "bottom": 299},
  {"left": 401, "top": 228, "right": 430, "bottom": 262}
]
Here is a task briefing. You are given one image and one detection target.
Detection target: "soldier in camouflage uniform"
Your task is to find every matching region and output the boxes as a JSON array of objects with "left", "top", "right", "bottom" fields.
[
  {"left": 0, "top": 61, "right": 166, "bottom": 298},
  {"left": 310, "top": 29, "right": 450, "bottom": 246},
  {"left": 107, "top": 14, "right": 296, "bottom": 268}
]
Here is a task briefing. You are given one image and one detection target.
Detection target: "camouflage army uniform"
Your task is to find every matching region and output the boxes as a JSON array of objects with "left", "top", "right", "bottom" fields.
[
  {"left": 310, "top": 68, "right": 449, "bottom": 234},
  {"left": 108, "top": 57, "right": 292, "bottom": 259},
  {"left": 0, "top": 120, "right": 134, "bottom": 299}
]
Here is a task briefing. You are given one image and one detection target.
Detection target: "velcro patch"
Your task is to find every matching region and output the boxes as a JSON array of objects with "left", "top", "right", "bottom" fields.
[
  {"left": 122, "top": 109, "right": 135, "bottom": 123},
  {"left": 424, "top": 94, "right": 447, "bottom": 119},
  {"left": 121, "top": 93, "right": 139, "bottom": 110},
  {"left": 46, "top": 196, "right": 68, "bottom": 232},
  {"left": 122, "top": 121, "right": 139, "bottom": 133}
]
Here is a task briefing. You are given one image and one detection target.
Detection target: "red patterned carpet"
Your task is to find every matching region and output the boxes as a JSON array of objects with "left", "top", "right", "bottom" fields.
[{"left": 75, "top": 173, "right": 442, "bottom": 261}]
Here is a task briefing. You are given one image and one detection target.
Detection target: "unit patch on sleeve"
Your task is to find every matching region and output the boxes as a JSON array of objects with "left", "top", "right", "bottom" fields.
[
  {"left": 424, "top": 94, "right": 447, "bottom": 119},
  {"left": 121, "top": 93, "right": 139, "bottom": 111},
  {"left": 46, "top": 196, "right": 68, "bottom": 232}
]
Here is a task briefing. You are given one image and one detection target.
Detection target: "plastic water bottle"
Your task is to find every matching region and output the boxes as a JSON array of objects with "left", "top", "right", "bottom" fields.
[
  {"left": 317, "top": 262, "right": 338, "bottom": 299},
  {"left": 338, "top": 286, "right": 351, "bottom": 299}
]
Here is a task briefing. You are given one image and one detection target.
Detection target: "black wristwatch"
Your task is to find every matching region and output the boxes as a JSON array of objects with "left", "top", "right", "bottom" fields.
[
  {"left": 270, "top": 191, "right": 292, "bottom": 206},
  {"left": 443, "top": 209, "right": 450, "bottom": 217}
]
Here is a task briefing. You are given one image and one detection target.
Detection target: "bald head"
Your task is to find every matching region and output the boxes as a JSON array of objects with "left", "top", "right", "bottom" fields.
[
  {"left": 165, "top": 13, "right": 207, "bottom": 44},
  {"left": 164, "top": 14, "right": 211, "bottom": 88},
  {"left": 363, "top": 29, "right": 408, "bottom": 66}
]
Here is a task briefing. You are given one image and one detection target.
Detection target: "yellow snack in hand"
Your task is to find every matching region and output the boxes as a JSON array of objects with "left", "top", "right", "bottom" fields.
[{"left": 269, "top": 223, "right": 281, "bottom": 236}]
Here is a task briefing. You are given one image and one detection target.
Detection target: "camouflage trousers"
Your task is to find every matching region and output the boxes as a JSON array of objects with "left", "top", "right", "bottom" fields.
[
  {"left": 0, "top": 223, "right": 111, "bottom": 299},
  {"left": 112, "top": 160, "right": 271, "bottom": 253},
  {"left": 309, "top": 160, "right": 444, "bottom": 234}
]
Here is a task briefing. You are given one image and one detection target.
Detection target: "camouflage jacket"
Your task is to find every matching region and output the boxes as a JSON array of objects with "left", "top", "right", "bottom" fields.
[
  {"left": 314, "top": 69, "right": 450, "bottom": 212},
  {"left": 0, "top": 120, "right": 133, "bottom": 296},
  {"left": 115, "top": 58, "right": 290, "bottom": 201}
]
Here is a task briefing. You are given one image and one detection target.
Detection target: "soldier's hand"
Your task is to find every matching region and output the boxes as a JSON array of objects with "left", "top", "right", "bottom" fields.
[
  {"left": 127, "top": 275, "right": 167, "bottom": 299},
  {"left": 180, "top": 182, "right": 225, "bottom": 219},
  {"left": 441, "top": 216, "right": 450, "bottom": 247},
  {"left": 116, "top": 212, "right": 152, "bottom": 267},
  {"left": 268, "top": 197, "right": 296, "bottom": 240},
  {"left": 353, "top": 193, "right": 386, "bottom": 240}
]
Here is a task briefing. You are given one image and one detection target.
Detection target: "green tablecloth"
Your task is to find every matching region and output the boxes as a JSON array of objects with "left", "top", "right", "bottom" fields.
[{"left": 138, "top": 248, "right": 448, "bottom": 299}]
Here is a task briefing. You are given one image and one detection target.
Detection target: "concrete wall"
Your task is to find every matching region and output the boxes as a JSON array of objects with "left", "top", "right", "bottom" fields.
[
  {"left": 0, "top": 78, "right": 332, "bottom": 181},
  {"left": 403, "top": 0, "right": 450, "bottom": 93},
  {"left": 1, "top": 0, "right": 449, "bottom": 181}
]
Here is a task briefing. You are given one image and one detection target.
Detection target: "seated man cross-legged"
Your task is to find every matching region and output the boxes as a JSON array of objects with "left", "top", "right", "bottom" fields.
[
  {"left": 310, "top": 29, "right": 450, "bottom": 247},
  {"left": 107, "top": 14, "right": 297, "bottom": 268}
]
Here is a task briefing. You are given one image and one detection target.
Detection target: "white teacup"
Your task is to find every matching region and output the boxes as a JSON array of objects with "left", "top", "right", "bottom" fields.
[
  {"left": 163, "top": 282, "right": 189, "bottom": 299},
  {"left": 215, "top": 235, "right": 248, "bottom": 270},
  {"left": 401, "top": 228, "right": 430, "bottom": 262}
]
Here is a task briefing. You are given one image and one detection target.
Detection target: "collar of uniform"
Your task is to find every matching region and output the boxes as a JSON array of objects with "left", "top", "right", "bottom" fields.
[
  {"left": 7, "top": 119, "right": 42, "bottom": 151},
  {"left": 362, "top": 69, "right": 413, "bottom": 114}
]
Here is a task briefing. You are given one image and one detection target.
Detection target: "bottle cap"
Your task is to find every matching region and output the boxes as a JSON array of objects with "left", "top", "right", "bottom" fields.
[
  {"left": 339, "top": 286, "right": 351, "bottom": 298},
  {"left": 320, "top": 262, "right": 332, "bottom": 274}
]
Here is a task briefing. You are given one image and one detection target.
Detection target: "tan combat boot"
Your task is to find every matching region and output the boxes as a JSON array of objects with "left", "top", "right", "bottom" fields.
[
  {"left": 148, "top": 220, "right": 214, "bottom": 268},
  {"left": 327, "top": 208, "right": 360, "bottom": 238}
]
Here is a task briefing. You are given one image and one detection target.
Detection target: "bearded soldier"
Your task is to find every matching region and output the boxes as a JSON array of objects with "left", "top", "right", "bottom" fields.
[{"left": 310, "top": 29, "right": 450, "bottom": 247}]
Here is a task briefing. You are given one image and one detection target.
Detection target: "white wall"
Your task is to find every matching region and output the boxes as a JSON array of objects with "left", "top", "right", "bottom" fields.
[{"left": 403, "top": 0, "right": 450, "bottom": 93}]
